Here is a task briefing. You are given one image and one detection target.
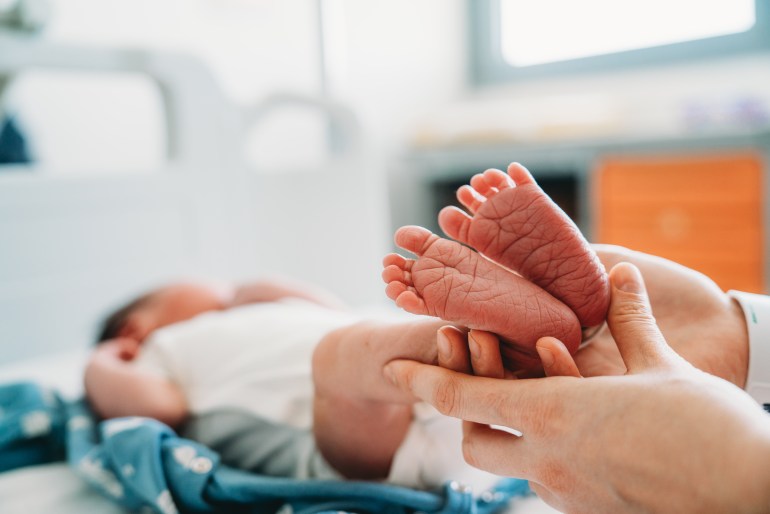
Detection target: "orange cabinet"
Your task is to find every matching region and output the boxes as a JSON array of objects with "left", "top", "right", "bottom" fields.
[{"left": 595, "top": 153, "right": 765, "bottom": 293}]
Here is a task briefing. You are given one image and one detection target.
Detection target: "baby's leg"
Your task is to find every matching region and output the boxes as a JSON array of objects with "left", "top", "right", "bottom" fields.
[
  {"left": 383, "top": 226, "right": 581, "bottom": 362},
  {"left": 438, "top": 163, "right": 609, "bottom": 328},
  {"left": 312, "top": 318, "right": 465, "bottom": 480}
]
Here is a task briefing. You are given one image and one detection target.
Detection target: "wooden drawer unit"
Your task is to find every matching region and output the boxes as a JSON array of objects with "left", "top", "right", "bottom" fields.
[{"left": 595, "top": 153, "right": 765, "bottom": 293}]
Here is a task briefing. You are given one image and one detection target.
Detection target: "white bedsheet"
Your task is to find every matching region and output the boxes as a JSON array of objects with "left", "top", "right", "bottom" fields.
[{"left": 1, "top": 463, "right": 127, "bottom": 514}]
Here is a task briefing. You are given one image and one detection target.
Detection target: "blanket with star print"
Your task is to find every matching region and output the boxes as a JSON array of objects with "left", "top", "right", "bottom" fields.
[{"left": 0, "top": 381, "right": 530, "bottom": 514}]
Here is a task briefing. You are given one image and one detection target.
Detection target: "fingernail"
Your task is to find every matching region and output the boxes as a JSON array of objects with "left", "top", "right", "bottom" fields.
[
  {"left": 614, "top": 263, "right": 643, "bottom": 293},
  {"left": 536, "top": 343, "right": 554, "bottom": 368},
  {"left": 469, "top": 332, "right": 481, "bottom": 360},
  {"left": 437, "top": 330, "right": 452, "bottom": 361}
]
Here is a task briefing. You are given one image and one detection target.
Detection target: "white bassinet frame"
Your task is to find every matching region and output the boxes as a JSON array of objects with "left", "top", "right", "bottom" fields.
[{"left": 0, "top": 34, "right": 389, "bottom": 364}]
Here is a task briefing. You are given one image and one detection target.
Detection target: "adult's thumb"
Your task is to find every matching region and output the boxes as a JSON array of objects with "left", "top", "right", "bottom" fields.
[{"left": 607, "top": 262, "right": 678, "bottom": 373}]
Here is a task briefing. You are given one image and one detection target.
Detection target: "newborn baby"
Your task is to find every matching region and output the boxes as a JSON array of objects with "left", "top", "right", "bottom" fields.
[
  {"left": 86, "top": 279, "right": 504, "bottom": 489},
  {"left": 86, "top": 162, "right": 609, "bottom": 490}
]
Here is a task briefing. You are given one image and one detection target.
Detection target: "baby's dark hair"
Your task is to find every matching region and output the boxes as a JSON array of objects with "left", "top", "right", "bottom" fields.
[{"left": 96, "top": 292, "right": 155, "bottom": 344}]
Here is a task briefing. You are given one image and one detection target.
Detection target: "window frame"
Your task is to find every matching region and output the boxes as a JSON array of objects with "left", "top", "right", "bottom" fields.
[{"left": 469, "top": 0, "right": 770, "bottom": 85}]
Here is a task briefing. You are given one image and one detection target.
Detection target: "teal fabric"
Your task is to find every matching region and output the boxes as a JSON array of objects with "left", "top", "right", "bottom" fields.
[
  {"left": 0, "top": 381, "right": 531, "bottom": 513},
  {"left": 0, "top": 116, "right": 32, "bottom": 165}
]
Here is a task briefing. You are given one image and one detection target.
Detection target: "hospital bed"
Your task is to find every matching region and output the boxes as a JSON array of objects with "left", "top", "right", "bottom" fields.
[
  {"left": 0, "top": 33, "right": 390, "bottom": 364},
  {"left": 0, "top": 35, "right": 556, "bottom": 514}
]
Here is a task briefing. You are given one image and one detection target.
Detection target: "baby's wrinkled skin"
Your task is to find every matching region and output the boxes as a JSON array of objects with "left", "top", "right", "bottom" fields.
[
  {"left": 386, "top": 226, "right": 581, "bottom": 368},
  {"left": 442, "top": 181, "right": 610, "bottom": 327},
  {"left": 384, "top": 164, "right": 610, "bottom": 368}
]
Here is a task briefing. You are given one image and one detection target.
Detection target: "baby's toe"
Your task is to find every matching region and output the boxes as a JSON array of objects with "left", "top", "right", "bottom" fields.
[
  {"left": 457, "top": 185, "right": 486, "bottom": 213},
  {"left": 385, "top": 281, "right": 409, "bottom": 301},
  {"left": 438, "top": 206, "right": 473, "bottom": 244},
  {"left": 506, "top": 162, "right": 536, "bottom": 186},
  {"left": 394, "top": 226, "right": 440, "bottom": 257},
  {"left": 394, "top": 290, "right": 427, "bottom": 315},
  {"left": 471, "top": 172, "right": 496, "bottom": 197},
  {"left": 382, "top": 253, "right": 413, "bottom": 271},
  {"left": 482, "top": 169, "right": 515, "bottom": 192},
  {"left": 382, "top": 265, "right": 412, "bottom": 286}
]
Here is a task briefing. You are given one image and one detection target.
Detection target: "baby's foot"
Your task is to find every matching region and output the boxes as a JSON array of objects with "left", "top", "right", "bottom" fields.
[
  {"left": 383, "top": 226, "right": 580, "bottom": 367},
  {"left": 438, "top": 163, "right": 609, "bottom": 328}
]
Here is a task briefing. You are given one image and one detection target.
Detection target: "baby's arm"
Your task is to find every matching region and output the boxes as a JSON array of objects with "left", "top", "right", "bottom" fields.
[
  {"left": 229, "top": 277, "right": 347, "bottom": 310},
  {"left": 84, "top": 339, "right": 188, "bottom": 428}
]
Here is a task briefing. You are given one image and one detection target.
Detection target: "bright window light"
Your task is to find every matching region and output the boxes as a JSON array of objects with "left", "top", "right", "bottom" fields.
[{"left": 500, "top": 0, "right": 756, "bottom": 67}]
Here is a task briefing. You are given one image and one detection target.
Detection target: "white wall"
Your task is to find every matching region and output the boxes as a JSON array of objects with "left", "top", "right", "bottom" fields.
[
  {"left": 366, "top": 2, "right": 770, "bottom": 147},
  {"left": 8, "top": 0, "right": 327, "bottom": 173},
  {"left": 23, "top": 0, "right": 468, "bottom": 167},
  {"left": 418, "top": 52, "right": 770, "bottom": 145},
  {"left": 326, "top": 0, "right": 467, "bottom": 152},
  {"left": 9, "top": 1, "right": 770, "bottom": 167},
  {"left": 47, "top": 0, "right": 322, "bottom": 102}
]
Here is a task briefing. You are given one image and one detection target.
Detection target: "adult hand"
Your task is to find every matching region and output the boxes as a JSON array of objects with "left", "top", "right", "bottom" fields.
[
  {"left": 386, "top": 263, "right": 770, "bottom": 514},
  {"left": 583, "top": 245, "right": 749, "bottom": 386}
]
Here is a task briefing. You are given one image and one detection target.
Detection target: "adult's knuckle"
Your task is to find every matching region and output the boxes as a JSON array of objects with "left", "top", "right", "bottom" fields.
[
  {"left": 386, "top": 362, "right": 413, "bottom": 392},
  {"left": 432, "top": 377, "right": 462, "bottom": 417},
  {"left": 538, "top": 459, "right": 569, "bottom": 493},
  {"left": 525, "top": 404, "right": 550, "bottom": 435},
  {"left": 488, "top": 391, "right": 521, "bottom": 428},
  {"left": 612, "top": 300, "right": 649, "bottom": 320}
]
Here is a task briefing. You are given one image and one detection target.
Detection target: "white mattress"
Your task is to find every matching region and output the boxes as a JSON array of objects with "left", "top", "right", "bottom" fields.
[{"left": 0, "top": 463, "right": 127, "bottom": 514}]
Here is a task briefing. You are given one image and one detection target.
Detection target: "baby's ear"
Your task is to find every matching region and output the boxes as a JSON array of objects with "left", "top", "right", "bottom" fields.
[
  {"left": 118, "top": 315, "right": 152, "bottom": 343},
  {"left": 117, "top": 338, "right": 141, "bottom": 361}
]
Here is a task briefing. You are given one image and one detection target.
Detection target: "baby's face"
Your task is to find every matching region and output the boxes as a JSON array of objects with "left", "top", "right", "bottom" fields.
[{"left": 122, "top": 283, "right": 226, "bottom": 343}]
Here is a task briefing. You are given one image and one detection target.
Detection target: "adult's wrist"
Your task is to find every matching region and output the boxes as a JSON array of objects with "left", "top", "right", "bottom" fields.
[
  {"left": 697, "top": 294, "right": 749, "bottom": 388},
  {"left": 727, "top": 296, "right": 750, "bottom": 388},
  {"left": 728, "top": 290, "right": 770, "bottom": 400}
]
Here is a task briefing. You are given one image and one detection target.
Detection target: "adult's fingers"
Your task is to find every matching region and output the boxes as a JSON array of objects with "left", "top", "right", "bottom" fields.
[
  {"left": 607, "top": 263, "right": 680, "bottom": 372},
  {"left": 468, "top": 330, "right": 506, "bottom": 379},
  {"left": 536, "top": 337, "right": 581, "bottom": 378},
  {"left": 437, "top": 326, "right": 473, "bottom": 374},
  {"left": 385, "top": 359, "right": 561, "bottom": 431}
]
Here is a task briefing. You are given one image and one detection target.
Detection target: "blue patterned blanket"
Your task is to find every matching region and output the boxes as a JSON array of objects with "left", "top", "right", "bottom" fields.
[{"left": 0, "top": 381, "right": 530, "bottom": 513}]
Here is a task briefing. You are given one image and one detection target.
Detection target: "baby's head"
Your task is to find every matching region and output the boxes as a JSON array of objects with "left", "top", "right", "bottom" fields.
[{"left": 97, "top": 283, "right": 227, "bottom": 344}]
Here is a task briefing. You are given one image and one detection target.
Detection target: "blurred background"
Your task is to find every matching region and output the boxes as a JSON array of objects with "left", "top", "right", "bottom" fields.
[{"left": 1, "top": 0, "right": 769, "bottom": 364}]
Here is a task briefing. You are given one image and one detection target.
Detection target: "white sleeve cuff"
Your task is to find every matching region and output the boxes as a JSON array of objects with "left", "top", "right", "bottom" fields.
[
  {"left": 727, "top": 290, "right": 770, "bottom": 409},
  {"left": 387, "top": 403, "right": 500, "bottom": 492}
]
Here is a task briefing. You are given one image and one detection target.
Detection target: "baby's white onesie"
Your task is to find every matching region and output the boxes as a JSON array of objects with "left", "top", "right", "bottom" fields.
[{"left": 133, "top": 299, "right": 499, "bottom": 491}]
